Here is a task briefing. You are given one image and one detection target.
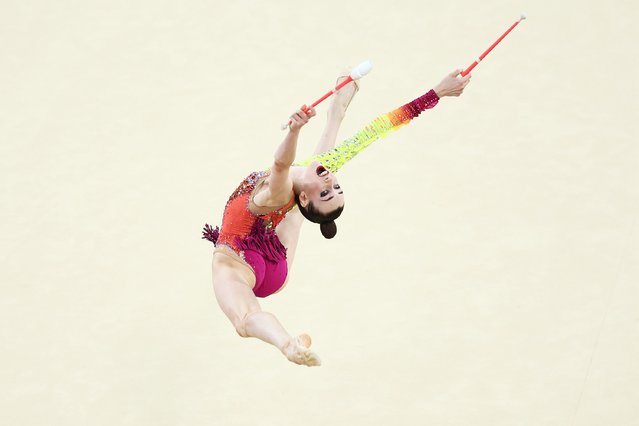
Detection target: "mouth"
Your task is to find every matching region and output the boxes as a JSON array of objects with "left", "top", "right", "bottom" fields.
[{"left": 316, "top": 165, "right": 329, "bottom": 177}]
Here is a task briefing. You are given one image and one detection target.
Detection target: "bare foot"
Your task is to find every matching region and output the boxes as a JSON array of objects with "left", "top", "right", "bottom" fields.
[
  {"left": 330, "top": 72, "right": 359, "bottom": 116},
  {"left": 282, "top": 335, "right": 321, "bottom": 367}
]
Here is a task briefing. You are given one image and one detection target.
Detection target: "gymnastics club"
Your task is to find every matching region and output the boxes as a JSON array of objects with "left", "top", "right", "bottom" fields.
[
  {"left": 281, "top": 60, "right": 373, "bottom": 130},
  {"left": 461, "top": 14, "right": 526, "bottom": 77}
]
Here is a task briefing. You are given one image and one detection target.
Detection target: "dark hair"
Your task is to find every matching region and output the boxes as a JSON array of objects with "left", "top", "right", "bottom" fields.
[{"left": 294, "top": 193, "right": 344, "bottom": 239}]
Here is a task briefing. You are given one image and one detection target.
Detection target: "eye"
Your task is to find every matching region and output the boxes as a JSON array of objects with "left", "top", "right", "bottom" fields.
[
  {"left": 334, "top": 184, "right": 340, "bottom": 189},
  {"left": 320, "top": 190, "right": 329, "bottom": 197}
]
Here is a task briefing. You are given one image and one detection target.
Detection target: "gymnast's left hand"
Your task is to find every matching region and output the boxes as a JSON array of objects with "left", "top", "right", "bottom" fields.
[
  {"left": 289, "top": 105, "right": 316, "bottom": 132},
  {"left": 433, "top": 69, "right": 471, "bottom": 97}
]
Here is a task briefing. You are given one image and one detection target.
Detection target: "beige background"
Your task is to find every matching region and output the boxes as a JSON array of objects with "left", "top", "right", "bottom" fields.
[{"left": 1, "top": 0, "right": 638, "bottom": 425}]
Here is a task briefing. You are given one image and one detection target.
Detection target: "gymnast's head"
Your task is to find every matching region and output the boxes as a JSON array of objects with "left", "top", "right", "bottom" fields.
[{"left": 294, "top": 161, "right": 344, "bottom": 239}]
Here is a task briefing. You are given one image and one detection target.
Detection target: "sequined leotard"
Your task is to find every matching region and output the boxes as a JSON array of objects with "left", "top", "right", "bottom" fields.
[
  {"left": 203, "top": 171, "right": 296, "bottom": 298},
  {"left": 203, "top": 88, "right": 440, "bottom": 298}
]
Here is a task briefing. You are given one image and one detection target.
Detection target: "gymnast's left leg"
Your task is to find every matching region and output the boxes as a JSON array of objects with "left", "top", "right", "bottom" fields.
[{"left": 212, "top": 254, "right": 321, "bottom": 366}]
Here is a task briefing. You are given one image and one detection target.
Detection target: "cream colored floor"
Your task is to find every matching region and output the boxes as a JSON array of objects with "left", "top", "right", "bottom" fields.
[{"left": 1, "top": 1, "right": 637, "bottom": 425}]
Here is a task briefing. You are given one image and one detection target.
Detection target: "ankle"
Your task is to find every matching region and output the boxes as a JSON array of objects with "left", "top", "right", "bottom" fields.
[{"left": 279, "top": 337, "right": 296, "bottom": 354}]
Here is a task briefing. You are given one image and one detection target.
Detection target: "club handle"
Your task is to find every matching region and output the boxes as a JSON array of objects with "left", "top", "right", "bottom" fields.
[
  {"left": 281, "top": 76, "right": 354, "bottom": 130},
  {"left": 461, "top": 62, "right": 478, "bottom": 77},
  {"left": 461, "top": 16, "right": 526, "bottom": 77}
]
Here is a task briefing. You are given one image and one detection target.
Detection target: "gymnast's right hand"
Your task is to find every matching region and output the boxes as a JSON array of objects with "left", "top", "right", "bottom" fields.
[{"left": 289, "top": 105, "right": 316, "bottom": 132}]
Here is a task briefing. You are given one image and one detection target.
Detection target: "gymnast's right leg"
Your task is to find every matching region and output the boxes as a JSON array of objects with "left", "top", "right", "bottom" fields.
[
  {"left": 212, "top": 253, "right": 321, "bottom": 366},
  {"left": 311, "top": 73, "right": 359, "bottom": 155}
]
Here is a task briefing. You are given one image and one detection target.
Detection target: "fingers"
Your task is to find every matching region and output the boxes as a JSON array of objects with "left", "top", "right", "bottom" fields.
[
  {"left": 450, "top": 68, "right": 462, "bottom": 77},
  {"left": 455, "top": 74, "right": 471, "bottom": 96},
  {"left": 305, "top": 107, "right": 316, "bottom": 118},
  {"left": 289, "top": 105, "right": 316, "bottom": 130},
  {"left": 295, "top": 105, "right": 316, "bottom": 120},
  {"left": 452, "top": 77, "right": 472, "bottom": 97},
  {"left": 297, "top": 105, "right": 316, "bottom": 118}
]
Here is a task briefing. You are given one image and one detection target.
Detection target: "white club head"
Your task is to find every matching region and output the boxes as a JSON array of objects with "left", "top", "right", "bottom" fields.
[
  {"left": 520, "top": 13, "right": 527, "bottom": 21},
  {"left": 350, "top": 60, "right": 373, "bottom": 80}
]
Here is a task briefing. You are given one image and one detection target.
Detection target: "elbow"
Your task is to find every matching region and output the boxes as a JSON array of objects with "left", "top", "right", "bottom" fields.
[{"left": 272, "top": 158, "right": 292, "bottom": 172}]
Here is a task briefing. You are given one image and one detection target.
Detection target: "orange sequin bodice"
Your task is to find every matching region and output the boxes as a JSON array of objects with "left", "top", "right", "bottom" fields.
[{"left": 214, "top": 171, "right": 296, "bottom": 256}]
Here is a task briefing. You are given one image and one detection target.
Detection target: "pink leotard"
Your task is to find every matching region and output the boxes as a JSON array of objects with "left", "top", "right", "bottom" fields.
[{"left": 203, "top": 171, "right": 296, "bottom": 298}]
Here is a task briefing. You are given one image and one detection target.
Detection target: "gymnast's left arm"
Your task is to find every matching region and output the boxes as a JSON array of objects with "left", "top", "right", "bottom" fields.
[
  {"left": 433, "top": 69, "right": 472, "bottom": 97},
  {"left": 296, "top": 70, "right": 471, "bottom": 173}
]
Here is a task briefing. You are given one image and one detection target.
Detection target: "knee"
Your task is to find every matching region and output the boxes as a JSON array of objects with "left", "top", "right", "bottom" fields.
[
  {"left": 234, "top": 319, "right": 248, "bottom": 338},
  {"left": 233, "top": 310, "right": 259, "bottom": 338}
]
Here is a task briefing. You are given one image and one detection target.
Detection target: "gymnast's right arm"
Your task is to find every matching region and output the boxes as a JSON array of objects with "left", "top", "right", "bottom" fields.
[{"left": 257, "top": 106, "right": 316, "bottom": 205}]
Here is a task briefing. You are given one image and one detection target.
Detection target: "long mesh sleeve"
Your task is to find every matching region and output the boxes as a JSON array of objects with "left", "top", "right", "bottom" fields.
[{"left": 296, "top": 89, "right": 440, "bottom": 172}]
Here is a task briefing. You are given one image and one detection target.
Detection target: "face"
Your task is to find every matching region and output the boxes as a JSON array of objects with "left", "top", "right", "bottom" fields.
[{"left": 299, "top": 161, "right": 345, "bottom": 214}]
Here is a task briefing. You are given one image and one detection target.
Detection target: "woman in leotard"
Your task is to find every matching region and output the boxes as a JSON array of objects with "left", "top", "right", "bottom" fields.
[{"left": 203, "top": 69, "right": 471, "bottom": 366}]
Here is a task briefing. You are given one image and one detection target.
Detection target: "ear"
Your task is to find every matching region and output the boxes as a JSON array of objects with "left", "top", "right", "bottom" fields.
[{"left": 298, "top": 191, "right": 310, "bottom": 208}]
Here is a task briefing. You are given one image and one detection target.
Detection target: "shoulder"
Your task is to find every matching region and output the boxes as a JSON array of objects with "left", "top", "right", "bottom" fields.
[{"left": 251, "top": 177, "right": 294, "bottom": 210}]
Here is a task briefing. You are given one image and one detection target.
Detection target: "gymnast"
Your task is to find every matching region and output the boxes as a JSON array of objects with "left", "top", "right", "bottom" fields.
[{"left": 203, "top": 69, "right": 471, "bottom": 366}]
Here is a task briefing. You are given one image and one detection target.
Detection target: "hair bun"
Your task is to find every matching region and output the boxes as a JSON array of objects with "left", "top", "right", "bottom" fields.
[{"left": 320, "top": 221, "right": 337, "bottom": 239}]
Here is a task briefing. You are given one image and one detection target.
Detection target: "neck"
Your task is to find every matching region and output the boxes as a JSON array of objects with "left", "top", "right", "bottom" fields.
[{"left": 289, "top": 166, "right": 305, "bottom": 194}]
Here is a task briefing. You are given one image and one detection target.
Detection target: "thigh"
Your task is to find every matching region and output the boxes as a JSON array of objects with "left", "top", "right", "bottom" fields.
[
  {"left": 275, "top": 209, "right": 305, "bottom": 268},
  {"left": 212, "top": 253, "right": 261, "bottom": 325}
]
